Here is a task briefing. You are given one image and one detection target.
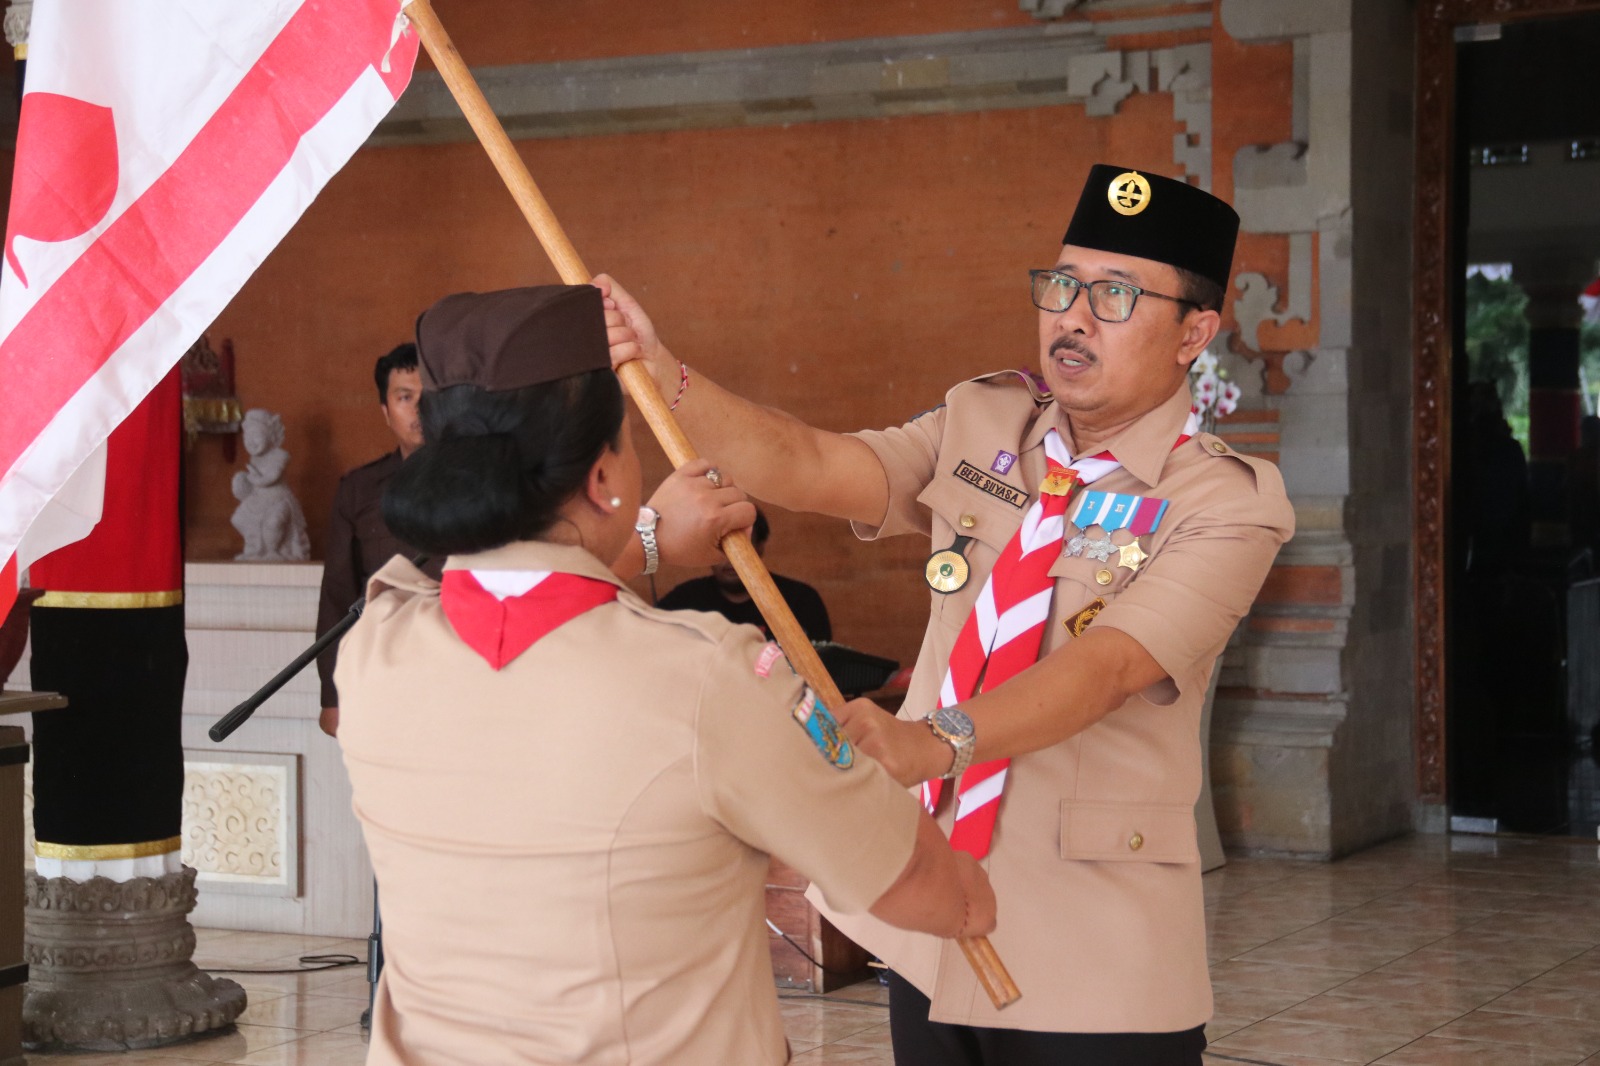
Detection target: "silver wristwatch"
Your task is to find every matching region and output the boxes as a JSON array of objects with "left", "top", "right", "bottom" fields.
[
  {"left": 927, "top": 705, "right": 976, "bottom": 780},
  {"left": 634, "top": 506, "right": 661, "bottom": 576}
]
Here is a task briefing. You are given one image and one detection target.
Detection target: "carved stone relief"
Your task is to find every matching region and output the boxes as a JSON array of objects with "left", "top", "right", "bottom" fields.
[{"left": 182, "top": 757, "right": 293, "bottom": 891}]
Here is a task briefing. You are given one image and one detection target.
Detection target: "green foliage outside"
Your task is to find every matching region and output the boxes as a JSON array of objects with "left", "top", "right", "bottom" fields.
[{"left": 1464, "top": 272, "right": 1600, "bottom": 451}]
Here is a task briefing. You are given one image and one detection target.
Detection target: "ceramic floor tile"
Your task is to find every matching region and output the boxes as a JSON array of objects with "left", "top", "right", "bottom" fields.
[
  {"left": 1430, "top": 1011, "right": 1600, "bottom": 1054},
  {"left": 1208, "top": 931, "right": 1283, "bottom": 962},
  {"left": 778, "top": 1002, "right": 887, "bottom": 1045},
  {"left": 193, "top": 933, "right": 353, "bottom": 967},
  {"left": 1210, "top": 1018, "right": 1416, "bottom": 1063},
  {"left": 221, "top": 1031, "right": 372, "bottom": 1065},
  {"left": 290, "top": 974, "right": 373, "bottom": 1002},
  {"left": 1428, "top": 930, "right": 1595, "bottom": 966},
  {"left": 1329, "top": 969, "right": 1513, "bottom": 1011},
  {"left": 1383, "top": 884, "right": 1550, "bottom": 911},
  {"left": 1461, "top": 912, "right": 1600, "bottom": 944},
  {"left": 1373, "top": 1035, "right": 1589, "bottom": 1065},
  {"left": 816, "top": 980, "right": 891, "bottom": 1007},
  {"left": 144, "top": 1023, "right": 316, "bottom": 1062},
  {"left": 1204, "top": 1013, "right": 1256, "bottom": 1042},
  {"left": 224, "top": 965, "right": 370, "bottom": 999},
  {"left": 1270, "top": 991, "right": 1470, "bottom": 1038},
  {"left": 235, "top": 992, "right": 367, "bottom": 1032},
  {"left": 789, "top": 1046, "right": 896, "bottom": 1064},
  {"left": 1212, "top": 983, "right": 1316, "bottom": 1020},
  {"left": 23, "top": 1049, "right": 212, "bottom": 1056},
  {"left": 1536, "top": 966, "right": 1600, "bottom": 996},
  {"left": 1486, "top": 983, "right": 1600, "bottom": 1024},
  {"left": 1205, "top": 1053, "right": 1365, "bottom": 1066},
  {"left": 1328, "top": 900, "right": 1496, "bottom": 933},
  {"left": 1233, "top": 934, "right": 1424, "bottom": 973},
  {"left": 1376, "top": 947, "right": 1565, "bottom": 987},
  {"left": 1209, "top": 959, "right": 1366, "bottom": 996},
  {"left": 1209, "top": 912, "right": 1334, "bottom": 942},
  {"left": 832, "top": 1021, "right": 893, "bottom": 1050}
]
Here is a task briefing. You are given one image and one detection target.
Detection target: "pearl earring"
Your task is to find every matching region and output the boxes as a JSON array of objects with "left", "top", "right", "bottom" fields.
[{"left": 608, "top": 497, "right": 622, "bottom": 509}]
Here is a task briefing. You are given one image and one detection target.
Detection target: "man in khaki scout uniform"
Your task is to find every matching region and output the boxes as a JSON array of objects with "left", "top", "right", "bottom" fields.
[
  {"left": 602, "top": 164, "right": 1295, "bottom": 1064},
  {"left": 336, "top": 284, "right": 996, "bottom": 1066}
]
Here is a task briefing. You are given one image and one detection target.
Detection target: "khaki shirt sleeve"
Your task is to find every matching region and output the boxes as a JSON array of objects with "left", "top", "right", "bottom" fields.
[
  {"left": 1094, "top": 460, "right": 1296, "bottom": 703},
  {"left": 847, "top": 406, "right": 947, "bottom": 541},
  {"left": 694, "top": 632, "right": 920, "bottom": 915}
]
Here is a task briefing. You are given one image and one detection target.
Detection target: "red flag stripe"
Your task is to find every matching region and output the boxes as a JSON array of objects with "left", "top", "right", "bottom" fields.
[
  {"left": 0, "top": 554, "right": 16, "bottom": 625},
  {"left": 0, "top": 0, "right": 412, "bottom": 476}
]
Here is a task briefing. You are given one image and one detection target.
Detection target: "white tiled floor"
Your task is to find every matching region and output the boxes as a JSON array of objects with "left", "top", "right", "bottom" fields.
[{"left": 25, "top": 833, "right": 1600, "bottom": 1064}]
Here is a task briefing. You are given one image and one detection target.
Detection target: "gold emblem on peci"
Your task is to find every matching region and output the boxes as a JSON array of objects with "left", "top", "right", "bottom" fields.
[{"left": 1107, "top": 171, "right": 1151, "bottom": 216}]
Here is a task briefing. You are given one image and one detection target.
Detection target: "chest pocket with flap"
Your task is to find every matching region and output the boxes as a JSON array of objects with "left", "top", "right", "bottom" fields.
[
  {"left": 917, "top": 475, "right": 1029, "bottom": 622},
  {"left": 1060, "top": 800, "right": 1199, "bottom": 864}
]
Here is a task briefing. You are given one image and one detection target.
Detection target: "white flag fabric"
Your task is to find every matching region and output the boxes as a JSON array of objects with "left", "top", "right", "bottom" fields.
[{"left": 0, "top": 0, "right": 419, "bottom": 617}]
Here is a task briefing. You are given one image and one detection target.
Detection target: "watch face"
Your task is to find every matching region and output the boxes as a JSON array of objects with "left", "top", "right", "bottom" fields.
[
  {"left": 933, "top": 705, "right": 974, "bottom": 739},
  {"left": 635, "top": 506, "right": 659, "bottom": 531}
]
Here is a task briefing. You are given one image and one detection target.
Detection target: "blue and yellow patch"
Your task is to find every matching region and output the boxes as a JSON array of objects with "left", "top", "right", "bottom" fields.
[{"left": 792, "top": 689, "right": 853, "bottom": 770}]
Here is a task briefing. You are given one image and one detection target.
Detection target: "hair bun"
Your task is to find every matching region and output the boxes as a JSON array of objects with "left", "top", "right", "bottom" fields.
[{"left": 383, "top": 435, "right": 526, "bottom": 556}]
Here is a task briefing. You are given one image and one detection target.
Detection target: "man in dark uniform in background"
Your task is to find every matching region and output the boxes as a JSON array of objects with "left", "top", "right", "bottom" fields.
[
  {"left": 657, "top": 506, "right": 832, "bottom": 641},
  {"left": 316, "top": 343, "right": 428, "bottom": 737}
]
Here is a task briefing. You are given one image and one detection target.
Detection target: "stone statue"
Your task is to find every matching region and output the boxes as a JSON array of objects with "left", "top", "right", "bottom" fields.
[{"left": 230, "top": 409, "right": 310, "bottom": 561}]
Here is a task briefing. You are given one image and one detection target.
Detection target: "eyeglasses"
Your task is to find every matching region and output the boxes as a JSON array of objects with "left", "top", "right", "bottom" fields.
[{"left": 1029, "top": 269, "right": 1197, "bottom": 323}]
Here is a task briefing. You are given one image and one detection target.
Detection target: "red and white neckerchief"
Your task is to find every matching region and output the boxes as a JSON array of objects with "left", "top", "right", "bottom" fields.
[
  {"left": 439, "top": 569, "right": 618, "bottom": 670},
  {"left": 924, "top": 412, "right": 1199, "bottom": 859}
]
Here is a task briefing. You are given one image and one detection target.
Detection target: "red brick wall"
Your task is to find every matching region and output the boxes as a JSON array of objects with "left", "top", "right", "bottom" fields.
[{"left": 189, "top": 92, "right": 1181, "bottom": 670}]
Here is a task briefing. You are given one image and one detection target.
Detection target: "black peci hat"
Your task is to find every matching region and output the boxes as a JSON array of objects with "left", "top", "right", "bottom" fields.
[
  {"left": 414, "top": 285, "right": 609, "bottom": 393},
  {"left": 1062, "top": 165, "right": 1240, "bottom": 290}
]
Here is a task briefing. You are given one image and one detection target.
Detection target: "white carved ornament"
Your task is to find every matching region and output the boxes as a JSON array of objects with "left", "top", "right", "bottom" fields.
[{"left": 182, "top": 761, "right": 288, "bottom": 885}]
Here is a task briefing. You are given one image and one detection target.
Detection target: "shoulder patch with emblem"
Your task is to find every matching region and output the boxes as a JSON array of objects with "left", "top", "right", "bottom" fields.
[{"left": 792, "top": 689, "right": 854, "bottom": 769}]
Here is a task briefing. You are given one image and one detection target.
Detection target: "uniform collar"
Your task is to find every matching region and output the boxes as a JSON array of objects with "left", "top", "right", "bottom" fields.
[
  {"left": 443, "top": 539, "right": 626, "bottom": 590},
  {"left": 1022, "top": 384, "right": 1193, "bottom": 489}
]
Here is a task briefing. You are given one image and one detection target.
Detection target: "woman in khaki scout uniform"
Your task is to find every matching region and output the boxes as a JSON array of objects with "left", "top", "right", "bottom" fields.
[
  {"left": 601, "top": 166, "right": 1295, "bottom": 1065},
  {"left": 335, "top": 284, "right": 996, "bottom": 1066}
]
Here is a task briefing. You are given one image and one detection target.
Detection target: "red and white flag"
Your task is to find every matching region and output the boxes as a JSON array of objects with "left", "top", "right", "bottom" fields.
[{"left": 0, "top": 0, "right": 420, "bottom": 618}]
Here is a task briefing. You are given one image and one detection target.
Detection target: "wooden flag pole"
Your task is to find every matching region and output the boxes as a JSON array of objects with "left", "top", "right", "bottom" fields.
[{"left": 402, "top": 0, "right": 1019, "bottom": 1011}]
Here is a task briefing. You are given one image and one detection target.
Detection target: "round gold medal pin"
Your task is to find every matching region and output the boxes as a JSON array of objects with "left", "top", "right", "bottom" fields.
[
  {"left": 925, "top": 549, "right": 971, "bottom": 594},
  {"left": 1108, "top": 171, "right": 1151, "bottom": 217}
]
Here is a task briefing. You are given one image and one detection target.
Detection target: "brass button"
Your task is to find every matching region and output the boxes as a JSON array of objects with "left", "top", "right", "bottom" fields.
[
  {"left": 1129, "top": 832, "right": 1144, "bottom": 852},
  {"left": 959, "top": 514, "right": 977, "bottom": 529},
  {"left": 1209, "top": 440, "right": 1227, "bottom": 454},
  {"left": 1095, "top": 569, "right": 1113, "bottom": 586}
]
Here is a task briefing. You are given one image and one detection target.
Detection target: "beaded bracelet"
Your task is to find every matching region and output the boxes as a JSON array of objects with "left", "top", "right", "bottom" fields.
[{"left": 669, "top": 360, "right": 690, "bottom": 411}]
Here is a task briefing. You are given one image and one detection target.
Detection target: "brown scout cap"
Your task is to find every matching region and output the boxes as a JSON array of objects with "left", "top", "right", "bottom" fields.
[{"left": 414, "top": 285, "right": 609, "bottom": 393}]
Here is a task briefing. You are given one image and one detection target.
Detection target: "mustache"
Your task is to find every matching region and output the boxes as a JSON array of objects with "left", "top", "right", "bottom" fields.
[{"left": 1050, "top": 337, "right": 1097, "bottom": 362}]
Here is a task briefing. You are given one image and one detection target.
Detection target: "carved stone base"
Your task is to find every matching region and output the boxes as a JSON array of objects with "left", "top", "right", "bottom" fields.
[{"left": 22, "top": 866, "right": 246, "bottom": 1051}]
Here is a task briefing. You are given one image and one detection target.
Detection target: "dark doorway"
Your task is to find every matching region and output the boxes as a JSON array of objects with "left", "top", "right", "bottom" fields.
[{"left": 1448, "top": 11, "right": 1600, "bottom": 836}]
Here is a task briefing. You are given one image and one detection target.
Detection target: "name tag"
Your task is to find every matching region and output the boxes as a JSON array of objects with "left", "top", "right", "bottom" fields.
[{"left": 951, "top": 460, "right": 1028, "bottom": 510}]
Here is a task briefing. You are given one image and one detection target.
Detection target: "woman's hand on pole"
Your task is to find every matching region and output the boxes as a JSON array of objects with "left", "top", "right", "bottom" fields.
[{"left": 647, "top": 459, "right": 756, "bottom": 569}]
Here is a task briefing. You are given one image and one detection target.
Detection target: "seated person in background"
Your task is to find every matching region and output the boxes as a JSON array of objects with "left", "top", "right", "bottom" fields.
[
  {"left": 658, "top": 506, "right": 832, "bottom": 641},
  {"left": 336, "top": 284, "right": 995, "bottom": 1066}
]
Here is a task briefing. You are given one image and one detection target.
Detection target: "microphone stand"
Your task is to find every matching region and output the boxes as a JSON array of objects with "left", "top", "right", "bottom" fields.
[{"left": 208, "top": 556, "right": 428, "bottom": 743}]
